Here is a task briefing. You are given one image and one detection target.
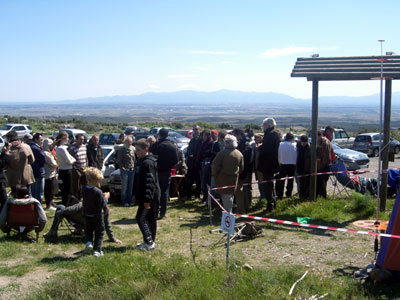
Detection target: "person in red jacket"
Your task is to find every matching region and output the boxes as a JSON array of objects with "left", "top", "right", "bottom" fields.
[{"left": 324, "top": 126, "right": 336, "bottom": 163}]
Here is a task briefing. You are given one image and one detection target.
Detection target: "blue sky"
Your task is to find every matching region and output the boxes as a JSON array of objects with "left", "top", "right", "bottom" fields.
[{"left": 1, "top": 0, "right": 399, "bottom": 101}]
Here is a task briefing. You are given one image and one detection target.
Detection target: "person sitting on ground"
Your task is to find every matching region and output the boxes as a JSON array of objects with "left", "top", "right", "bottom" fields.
[
  {"left": 133, "top": 139, "right": 160, "bottom": 251},
  {"left": 82, "top": 167, "right": 109, "bottom": 257},
  {"left": 211, "top": 134, "right": 244, "bottom": 213},
  {"left": 0, "top": 185, "right": 47, "bottom": 236},
  {"left": 43, "top": 195, "right": 122, "bottom": 244}
]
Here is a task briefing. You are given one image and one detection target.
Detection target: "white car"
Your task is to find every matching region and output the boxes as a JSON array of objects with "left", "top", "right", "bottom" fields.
[
  {"left": 0, "top": 136, "right": 5, "bottom": 152},
  {"left": 55, "top": 129, "right": 90, "bottom": 144},
  {"left": 0, "top": 124, "right": 32, "bottom": 138},
  {"left": 101, "top": 145, "right": 116, "bottom": 188}
]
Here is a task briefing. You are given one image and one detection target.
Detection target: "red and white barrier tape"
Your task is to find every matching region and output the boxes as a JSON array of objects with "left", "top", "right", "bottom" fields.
[
  {"left": 207, "top": 191, "right": 400, "bottom": 240},
  {"left": 209, "top": 169, "right": 372, "bottom": 191}
]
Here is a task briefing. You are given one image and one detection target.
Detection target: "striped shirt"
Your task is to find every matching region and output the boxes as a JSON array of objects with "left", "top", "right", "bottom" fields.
[{"left": 68, "top": 144, "right": 88, "bottom": 170}]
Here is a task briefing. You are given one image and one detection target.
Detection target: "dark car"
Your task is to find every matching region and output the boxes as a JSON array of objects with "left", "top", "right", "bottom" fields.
[
  {"left": 353, "top": 133, "right": 400, "bottom": 157},
  {"left": 124, "top": 127, "right": 149, "bottom": 136},
  {"left": 99, "top": 133, "right": 120, "bottom": 145}
]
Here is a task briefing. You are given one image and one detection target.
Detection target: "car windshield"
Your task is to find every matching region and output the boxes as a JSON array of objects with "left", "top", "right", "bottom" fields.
[
  {"left": 0, "top": 125, "right": 12, "bottom": 130},
  {"left": 102, "top": 148, "right": 112, "bottom": 157},
  {"left": 355, "top": 136, "right": 371, "bottom": 142},
  {"left": 169, "top": 132, "right": 184, "bottom": 138}
]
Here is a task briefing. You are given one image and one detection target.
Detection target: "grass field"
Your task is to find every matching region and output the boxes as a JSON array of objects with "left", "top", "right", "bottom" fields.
[{"left": 1, "top": 191, "right": 400, "bottom": 299}]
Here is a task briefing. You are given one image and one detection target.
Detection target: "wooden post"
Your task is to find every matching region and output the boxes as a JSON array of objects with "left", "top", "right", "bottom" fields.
[
  {"left": 309, "top": 80, "right": 319, "bottom": 201},
  {"left": 380, "top": 79, "right": 392, "bottom": 212}
]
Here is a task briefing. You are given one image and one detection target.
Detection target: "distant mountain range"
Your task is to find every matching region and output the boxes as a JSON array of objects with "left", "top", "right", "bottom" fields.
[{"left": 1, "top": 90, "right": 399, "bottom": 107}]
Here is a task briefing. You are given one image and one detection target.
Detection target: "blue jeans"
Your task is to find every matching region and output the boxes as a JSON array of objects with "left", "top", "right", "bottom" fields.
[
  {"left": 158, "top": 172, "right": 171, "bottom": 217},
  {"left": 120, "top": 169, "right": 134, "bottom": 205},
  {"left": 31, "top": 177, "right": 44, "bottom": 203}
]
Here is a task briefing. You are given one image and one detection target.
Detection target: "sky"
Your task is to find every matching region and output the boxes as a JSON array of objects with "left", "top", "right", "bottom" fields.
[{"left": 1, "top": 0, "right": 399, "bottom": 102}]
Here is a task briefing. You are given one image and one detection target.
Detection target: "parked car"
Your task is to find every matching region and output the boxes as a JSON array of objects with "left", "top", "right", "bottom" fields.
[
  {"left": 168, "top": 131, "right": 190, "bottom": 148},
  {"left": 0, "top": 124, "right": 32, "bottom": 138},
  {"left": 125, "top": 127, "right": 149, "bottom": 136},
  {"left": 108, "top": 169, "right": 121, "bottom": 199},
  {"left": 176, "top": 129, "right": 193, "bottom": 139},
  {"left": 330, "top": 128, "right": 355, "bottom": 149},
  {"left": 99, "top": 133, "right": 120, "bottom": 145},
  {"left": 100, "top": 145, "right": 116, "bottom": 188},
  {"left": 54, "top": 129, "right": 90, "bottom": 144},
  {"left": 332, "top": 144, "right": 369, "bottom": 171},
  {"left": 353, "top": 133, "right": 400, "bottom": 157},
  {"left": 149, "top": 127, "right": 172, "bottom": 135}
]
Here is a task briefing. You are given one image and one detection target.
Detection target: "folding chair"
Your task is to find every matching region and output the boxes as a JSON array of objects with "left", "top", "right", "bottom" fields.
[
  {"left": 330, "top": 159, "right": 356, "bottom": 199},
  {"left": 5, "top": 203, "right": 41, "bottom": 241}
]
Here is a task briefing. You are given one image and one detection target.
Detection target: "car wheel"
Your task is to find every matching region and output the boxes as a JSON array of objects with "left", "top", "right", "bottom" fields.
[
  {"left": 395, "top": 146, "right": 400, "bottom": 154},
  {"left": 373, "top": 148, "right": 379, "bottom": 157}
]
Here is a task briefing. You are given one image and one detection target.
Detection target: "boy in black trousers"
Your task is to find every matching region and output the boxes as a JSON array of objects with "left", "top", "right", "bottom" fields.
[
  {"left": 132, "top": 139, "right": 160, "bottom": 251},
  {"left": 83, "top": 167, "right": 109, "bottom": 257}
]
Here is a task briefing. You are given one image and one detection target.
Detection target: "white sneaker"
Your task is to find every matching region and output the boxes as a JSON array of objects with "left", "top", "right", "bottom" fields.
[
  {"left": 93, "top": 251, "right": 104, "bottom": 257},
  {"left": 138, "top": 242, "right": 155, "bottom": 251},
  {"left": 85, "top": 242, "right": 93, "bottom": 253},
  {"left": 136, "top": 242, "right": 147, "bottom": 249}
]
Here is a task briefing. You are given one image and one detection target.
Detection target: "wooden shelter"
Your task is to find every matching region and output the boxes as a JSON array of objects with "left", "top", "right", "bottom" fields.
[{"left": 291, "top": 55, "right": 400, "bottom": 208}]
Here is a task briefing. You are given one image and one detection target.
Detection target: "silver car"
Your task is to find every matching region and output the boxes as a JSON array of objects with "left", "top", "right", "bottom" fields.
[
  {"left": 353, "top": 133, "right": 400, "bottom": 157},
  {"left": 332, "top": 144, "right": 369, "bottom": 171}
]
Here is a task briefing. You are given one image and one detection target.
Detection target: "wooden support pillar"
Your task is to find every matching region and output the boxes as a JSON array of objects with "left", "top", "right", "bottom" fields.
[
  {"left": 380, "top": 79, "right": 392, "bottom": 211},
  {"left": 309, "top": 80, "right": 319, "bottom": 201}
]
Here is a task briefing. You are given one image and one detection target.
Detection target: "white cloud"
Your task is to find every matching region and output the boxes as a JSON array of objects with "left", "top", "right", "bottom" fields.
[
  {"left": 261, "top": 47, "right": 317, "bottom": 58},
  {"left": 187, "top": 50, "right": 236, "bottom": 55},
  {"left": 178, "top": 84, "right": 199, "bottom": 90},
  {"left": 194, "top": 64, "right": 212, "bottom": 71},
  {"left": 148, "top": 84, "right": 158, "bottom": 89},
  {"left": 168, "top": 74, "right": 197, "bottom": 79},
  {"left": 221, "top": 61, "right": 232, "bottom": 65}
]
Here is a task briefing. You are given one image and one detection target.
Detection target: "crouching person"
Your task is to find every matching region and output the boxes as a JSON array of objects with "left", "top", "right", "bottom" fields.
[
  {"left": 133, "top": 139, "right": 160, "bottom": 251},
  {"left": 82, "top": 167, "right": 109, "bottom": 257},
  {"left": 44, "top": 197, "right": 122, "bottom": 245}
]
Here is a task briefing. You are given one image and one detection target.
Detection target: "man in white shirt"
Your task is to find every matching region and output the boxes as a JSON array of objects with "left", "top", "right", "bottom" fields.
[{"left": 276, "top": 132, "right": 297, "bottom": 200}]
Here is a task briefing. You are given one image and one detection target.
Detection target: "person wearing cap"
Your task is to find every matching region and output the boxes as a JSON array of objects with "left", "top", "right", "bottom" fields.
[
  {"left": 149, "top": 128, "right": 178, "bottom": 219},
  {"left": 23, "top": 133, "right": 33, "bottom": 145},
  {"left": 5, "top": 130, "right": 35, "bottom": 194},
  {"left": 210, "top": 129, "right": 218, "bottom": 142},
  {"left": 30, "top": 133, "right": 46, "bottom": 203},
  {"left": 257, "top": 118, "right": 280, "bottom": 212}
]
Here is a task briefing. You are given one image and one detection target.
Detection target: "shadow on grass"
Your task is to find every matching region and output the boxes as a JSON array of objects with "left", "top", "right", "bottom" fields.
[
  {"left": 102, "top": 245, "right": 135, "bottom": 253},
  {"left": 44, "top": 233, "right": 84, "bottom": 244},
  {"left": 40, "top": 255, "right": 82, "bottom": 264},
  {"left": 112, "top": 218, "right": 137, "bottom": 226},
  {"left": 332, "top": 265, "right": 360, "bottom": 277}
]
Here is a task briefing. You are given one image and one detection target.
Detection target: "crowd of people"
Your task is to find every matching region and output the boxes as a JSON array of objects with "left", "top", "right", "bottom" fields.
[{"left": 0, "top": 119, "right": 335, "bottom": 255}]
